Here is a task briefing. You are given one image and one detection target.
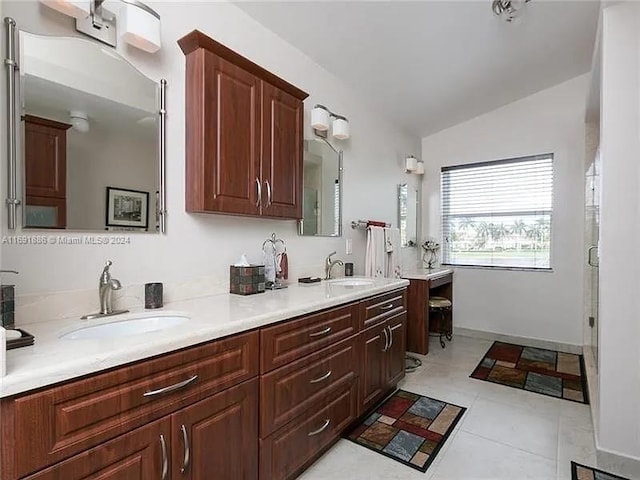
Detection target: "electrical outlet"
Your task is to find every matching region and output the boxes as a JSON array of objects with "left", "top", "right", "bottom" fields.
[{"left": 345, "top": 238, "right": 353, "bottom": 255}]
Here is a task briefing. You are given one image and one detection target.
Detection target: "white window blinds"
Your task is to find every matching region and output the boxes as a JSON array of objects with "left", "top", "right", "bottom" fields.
[{"left": 441, "top": 154, "right": 553, "bottom": 269}]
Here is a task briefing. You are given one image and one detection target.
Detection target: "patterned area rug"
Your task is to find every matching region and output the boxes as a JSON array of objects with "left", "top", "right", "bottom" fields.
[
  {"left": 572, "top": 461, "right": 630, "bottom": 480},
  {"left": 346, "top": 390, "right": 466, "bottom": 472},
  {"left": 471, "top": 341, "right": 589, "bottom": 404}
]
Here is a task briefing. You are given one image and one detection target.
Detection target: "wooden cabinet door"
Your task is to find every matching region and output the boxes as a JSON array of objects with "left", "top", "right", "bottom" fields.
[
  {"left": 386, "top": 313, "right": 407, "bottom": 388},
  {"left": 171, "top": 378, "right": 258, "bottom": 480},
  {"left": 24, "top": 115, "right": 70, "bottom": 199},
  {"left": 261, "top": 81, "right": 303, "bottom": 219},
  {"left": 360, "top": 322, "right": 388, "bottom": 414},
  {"left": 186, "top": 50, "right": 261, "bottom": 215},
  {"left": 22, "top": 419, "right": 171, "bottom": 480}
]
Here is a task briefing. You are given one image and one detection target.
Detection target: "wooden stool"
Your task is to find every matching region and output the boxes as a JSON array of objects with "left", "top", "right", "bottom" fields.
[{"left": 429, "top": 296, "right": 452, "bottom": 348}]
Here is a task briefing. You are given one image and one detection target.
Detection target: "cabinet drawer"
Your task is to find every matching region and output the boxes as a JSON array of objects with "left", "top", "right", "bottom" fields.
[
  {"left": 22, "top": 419, "right": 171, "bottom": 480},
  {"left": 360, "top": 289, "right": 406, "bottom": 329},
  {"left": 260, "top": 335, "right": 358, "bottom": 437},
  {"left": 430, "top": 272, "right": 453, "bottom": 289},
  {"left": 7, "top": 331, "right": 259, "bottom": 479},
  {"left": 259, "top": 380, "right": 358, "bottom": 480},
  {"left": 260, "top": 303, "right": 358, "bottom": 373}
]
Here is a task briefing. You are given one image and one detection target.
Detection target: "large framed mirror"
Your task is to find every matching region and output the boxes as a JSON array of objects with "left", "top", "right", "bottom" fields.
[
  {"left": 298, "top": 138, "right": 342, "bottom": 237},
  {"left": 4, "top": 21, "right": 166, "bottom": 232},
  {"left": 398, "top": 183, "right": 418, "bottom": 247}
]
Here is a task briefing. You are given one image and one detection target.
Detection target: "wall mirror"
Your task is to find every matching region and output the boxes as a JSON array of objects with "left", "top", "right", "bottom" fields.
[
  {"left": 4, "top": 22, "right": 166, "bottom": 232},
  {"left": 398, "top": 183, "right": 418, "bottom": 247},
  {"left": 298, "top": 138, "right": 342, "bottom": 237}
]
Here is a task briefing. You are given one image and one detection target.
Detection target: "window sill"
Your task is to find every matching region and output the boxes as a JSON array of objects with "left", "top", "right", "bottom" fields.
[{"left": 442, "top": 263, "right": 554, "bottom": 273}]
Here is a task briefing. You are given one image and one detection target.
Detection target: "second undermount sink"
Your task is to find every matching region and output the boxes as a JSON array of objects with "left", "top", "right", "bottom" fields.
[
  {"left": 328, "top": 278, "right": 375, "bottom": 287},
  {"left": 60, "top": 315, "right": 190, "bottom": 340}
]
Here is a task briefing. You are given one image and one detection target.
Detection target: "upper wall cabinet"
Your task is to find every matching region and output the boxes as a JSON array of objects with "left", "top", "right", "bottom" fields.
[{"left": 178, "top": 31, "right": 308, "bottom": 220}]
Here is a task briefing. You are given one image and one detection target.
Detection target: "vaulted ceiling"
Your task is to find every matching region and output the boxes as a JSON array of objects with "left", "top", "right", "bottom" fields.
[{"left": 236, "top": 1, "right": 600, "bottom": 137}]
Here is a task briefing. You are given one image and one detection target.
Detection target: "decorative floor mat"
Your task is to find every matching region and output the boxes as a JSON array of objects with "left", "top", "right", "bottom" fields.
[
  {"left": 572, "top": 461, "right": 630, "bottom": 480},
  {"left": 471, "top": 341, "right": 589, "bottom": 404},
  {"left": 346, "top": 390, "right": 466, "bottom": 472}
]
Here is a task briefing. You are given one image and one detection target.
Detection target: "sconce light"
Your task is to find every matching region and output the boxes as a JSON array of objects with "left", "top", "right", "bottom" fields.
[
  {"left": 405, "top": 155, "right": 418, "bottom": 173},
  {"left": 69, "top": 111, "right": 90, "bottom": 133},
  {"left": 311, "top": 104, "right": 350, "bottom": 140},
  {"left": 39, "top": 0, "right": 161, "bottom": 53},
  {"left": 415, "top": 161, "right": 425, "bottom": 175}
]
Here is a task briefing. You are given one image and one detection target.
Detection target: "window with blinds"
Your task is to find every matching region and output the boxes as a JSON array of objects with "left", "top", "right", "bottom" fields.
[{"left": 441, "top": 154, "right": 553, "bottom": 269}]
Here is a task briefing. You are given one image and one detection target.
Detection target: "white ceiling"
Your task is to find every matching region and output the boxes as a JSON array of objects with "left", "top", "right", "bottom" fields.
[{"left": 235, "top": 1, "right": 600, "bottom": 137}]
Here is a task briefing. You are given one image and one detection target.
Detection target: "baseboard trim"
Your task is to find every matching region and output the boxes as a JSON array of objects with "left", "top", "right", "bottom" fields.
[{"left": 454, "top": 326, "right": 583, "bottom": 354}]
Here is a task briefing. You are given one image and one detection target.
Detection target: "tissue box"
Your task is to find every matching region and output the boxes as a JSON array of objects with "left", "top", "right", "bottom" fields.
[{"left": 230, "top": 265, "right": 266, "bottom": 295}]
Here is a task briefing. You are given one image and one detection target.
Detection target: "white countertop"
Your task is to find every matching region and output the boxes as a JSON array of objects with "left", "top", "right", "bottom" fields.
[
  {"left": 1, "top": 277, "right": 408, "bottom": 398},
  {"left": 402, "top": 267, "right": 453, "bottom": 281}
]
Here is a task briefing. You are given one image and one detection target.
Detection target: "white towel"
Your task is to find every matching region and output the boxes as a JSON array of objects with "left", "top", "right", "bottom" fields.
[
  {"left": 384, "top": 227, "right": 402, "bottom": 278},
  {"left": 365, "top": 226, "right": 386, "bottom": 277}
]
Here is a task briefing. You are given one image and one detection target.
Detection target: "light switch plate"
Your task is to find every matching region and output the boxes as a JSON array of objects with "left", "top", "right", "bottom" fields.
[{"left": 346, "top": 238, "right": 353, "bottom": 255}]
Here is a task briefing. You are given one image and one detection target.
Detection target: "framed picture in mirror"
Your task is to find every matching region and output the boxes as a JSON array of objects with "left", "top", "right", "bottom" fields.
[{"left": 106, "top": 187, "right": 149, "bottom": 230}]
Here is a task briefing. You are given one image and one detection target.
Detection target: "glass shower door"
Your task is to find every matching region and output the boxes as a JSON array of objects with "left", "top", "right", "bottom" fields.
[{"left": 585, "top": 149, "right": 600, "bottom": 368}]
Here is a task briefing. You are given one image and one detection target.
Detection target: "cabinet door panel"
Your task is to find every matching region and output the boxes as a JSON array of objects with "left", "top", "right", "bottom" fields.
[
  {"left": 360, "top": 323, "right": 388, "bottom": 414},
  {"left": 386, "top": 313, "right": 407, "bottom": 388},
  {"left": 172, "top": 378, "right": 258, "bottom": 480},
  {"left": 22, "top": 419, "right": 170, "bottom": 480},
  {"left": 24, "top": 116, "right": 69, "bottom": 199},
  {"left": 186, "top": 50, "right": 261, "bottom": 215},
  {"left": 261, "top": 81, "right": 303, "bottom": 219}
]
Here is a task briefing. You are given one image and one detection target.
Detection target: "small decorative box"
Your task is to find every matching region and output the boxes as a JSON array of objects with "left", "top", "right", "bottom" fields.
[
  {"left": 230, "top": 265, "right": 266, "bottom": 296},
  {"left": 0, "top": 285, "right": 15, "bottom": 329}
]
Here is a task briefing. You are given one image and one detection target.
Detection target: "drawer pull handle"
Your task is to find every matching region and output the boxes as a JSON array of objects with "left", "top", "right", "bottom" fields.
[
  {"left": 180, "top": 424, "right": 191, "bottom": 473},
  {"left": 143, "top": 375, "right": 199, "bottom": 398},
  {"left": 160, "top": 434, "right": 169, "bottom": 480},
  {"left": 307, "top": 419, "right": 331, "bottom": 437},
  {"left": 310, "top": 370, "right": 332, "bottom": 384},
  {"left": 379, "top": 303, "right": 395, "bottom": 311},
  {"left": 309, "top": 326, "right": 332, "bottom": 338}
]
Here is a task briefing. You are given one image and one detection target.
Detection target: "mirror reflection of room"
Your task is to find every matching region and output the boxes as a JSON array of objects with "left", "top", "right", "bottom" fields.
[{"left": 20, "top": 32, "right": 159, "bottom": 231}]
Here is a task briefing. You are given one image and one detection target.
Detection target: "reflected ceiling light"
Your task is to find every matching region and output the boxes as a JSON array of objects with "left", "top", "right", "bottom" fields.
[
  {"left": 311, "top": 104, "right": 350, "bottom": 140},
  {"left": 415, "top": 161, "right": 425, "bottom": 175},
  {"left": 492, "top": 0, "right": 531, "bottom": 23},
  {"left": 405, "top": 155, "right": 418, "bottom": 173},
  {"left": 39, "top": 0, "right": 161, "bottom": 53},
  {"left": 69, "top": 111, "right": 90, "bottom": 133}
]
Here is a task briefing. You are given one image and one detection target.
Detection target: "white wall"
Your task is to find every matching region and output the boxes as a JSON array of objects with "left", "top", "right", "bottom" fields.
[
  {"left": 597, "top": 2, "right": 640, "bottom": 461},
  {"left": 422, "top": 75, "right": 588, "bottom": 346},
  {"left": 0, "top": 1, "right": 420, "bottom": 299}
]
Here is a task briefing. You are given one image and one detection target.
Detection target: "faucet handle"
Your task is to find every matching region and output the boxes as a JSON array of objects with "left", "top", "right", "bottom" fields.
[
  {"left": 102, "top": 260, "right": 113, "bottom": 272},
  {"left": 327, "top": 251, "right": 337, "bottom": 259}
]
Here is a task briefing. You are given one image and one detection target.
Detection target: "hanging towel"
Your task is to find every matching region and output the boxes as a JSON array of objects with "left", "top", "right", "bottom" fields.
[
  {"left": 384, "top": 227, "right": 402, "bottom": 278},
  {"left": 365, "top": 226, "right": 386, "bottom": 278}
]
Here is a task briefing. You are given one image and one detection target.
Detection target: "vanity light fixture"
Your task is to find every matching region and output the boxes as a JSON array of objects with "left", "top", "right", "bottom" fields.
[
  {"left": 491, "top": 0, "right": 531, "bottom": 23},
  {"left": 405, "top": 155, "right": 418, "bottom": 173},
  {"left": 69, "top": 111, "right": 90, "bottom": 133},
  {"left": 415, "top": 161, "right": 425, "bottom": 175},
  {"left": 311, "top": 104, "right": 350, "bottom": 140},
  {"left": 39, "top": 0, "right": 161, "bottom": 52}
]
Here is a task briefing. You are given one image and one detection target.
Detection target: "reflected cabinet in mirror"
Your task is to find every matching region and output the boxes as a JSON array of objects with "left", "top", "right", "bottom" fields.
[
  {"left": 298, "top": 138, "right": 342, "bottom": 237},
  {"left": 6, "top": 27, "right": 167, "bottom": 232},
  {"left": 398, "top": 184, "right": 418, "bottom": 247}
]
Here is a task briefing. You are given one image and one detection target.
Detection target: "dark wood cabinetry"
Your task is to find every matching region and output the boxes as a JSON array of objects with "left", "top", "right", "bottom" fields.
[
  {"left": 178, "top": 31, "right": 308, "bottom": 220},
  {"left": 23, "top": 115, "right": 71, "bottom": 228},
  {"left": 171, "top": 379, "right": 258, "bottom": 480},
  {"left": 0, "top": 287, "right": 408, "bottom": 480}
]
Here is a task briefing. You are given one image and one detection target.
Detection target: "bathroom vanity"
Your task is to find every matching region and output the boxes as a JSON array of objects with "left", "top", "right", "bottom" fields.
[{"left": 0, "top": 280, "right": 408, "bottom": 480}]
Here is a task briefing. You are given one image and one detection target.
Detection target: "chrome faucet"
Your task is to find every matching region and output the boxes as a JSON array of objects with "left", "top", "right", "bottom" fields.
[
  {"left": 324, "top": 251, "right": 344, "bottom": 280},
  {"left": 81, "top": 260, "right": 129, "bottom": 320}
]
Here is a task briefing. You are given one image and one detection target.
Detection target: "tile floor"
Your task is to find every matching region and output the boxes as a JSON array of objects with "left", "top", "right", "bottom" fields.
[{"left": 300, "top": 335, "right": 597, "bottom": 480}]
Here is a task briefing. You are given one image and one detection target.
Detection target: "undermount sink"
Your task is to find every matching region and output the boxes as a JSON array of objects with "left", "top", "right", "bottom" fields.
[
  {"left": 328, "top": 278, "right": 375, "bottom": 287},
  {"left": 61, "top": 315, "right": 190, "bottom": 340}
]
